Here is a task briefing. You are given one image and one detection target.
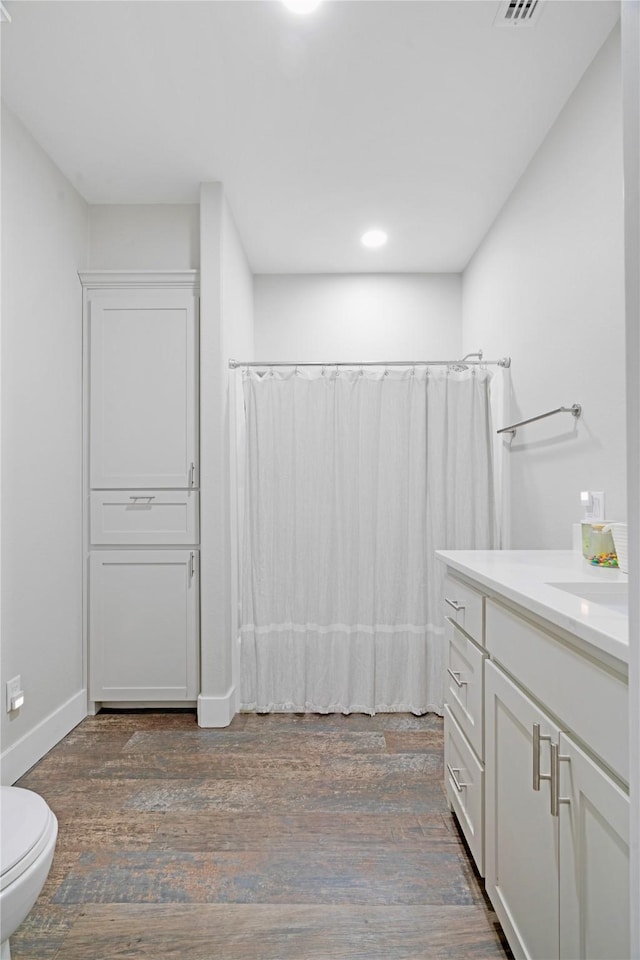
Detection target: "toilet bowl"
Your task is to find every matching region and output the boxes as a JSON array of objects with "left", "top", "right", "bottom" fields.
[{"left": 0, "top": 787, "right": 58, "bottom": 960}]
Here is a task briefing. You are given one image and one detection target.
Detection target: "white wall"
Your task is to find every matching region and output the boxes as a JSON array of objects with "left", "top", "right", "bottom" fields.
[
  {"left": 221, "top": 198, "right": 254, "bottom": 712},
  {"left": 463, "top": 25, "right": 625, "bottom": 549},
  {"left": 88, "top": 203, "right": 199, "bottom": 270},
  {"left": 254, "top": 274, "right": 462, "bottom": 362},
  {"left": 1, "top": 103, "right": 88, "bottom": 781},
  {"left": 198, "top": 184, "right": 254, "bottom": 727},
  {"left": 222, "top": 200, "right": 254, "bottom": 368},
  {"left": 621, "top": 3, "right": 640, "bottom": 952}
]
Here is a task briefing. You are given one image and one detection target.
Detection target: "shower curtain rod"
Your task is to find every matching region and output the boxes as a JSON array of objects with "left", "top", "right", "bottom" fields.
[{"left": 228, "top": 355, "right": 512, "bottom": 369}]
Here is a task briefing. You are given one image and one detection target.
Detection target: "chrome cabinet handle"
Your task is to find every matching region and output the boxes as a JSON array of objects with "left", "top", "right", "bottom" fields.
[
  {"left": 549, "top": 741, "right": 571, "bottom": 817},
  {"left": 447, "top": 667, "right": 468, "bottom": 688},
  {"left": 532, "top": 722, "right": 552, "bottom": 791},
  {"left": 445, "top": 597, "right": 465, "bottom": 612},
  {"left": 129, "top": 495, "right": 156, "bottom": 501},
  {"left": 189, "top": 552, "right": 196, "bottom": 579},
  {"left": 189, "top": 462, "right": 196, "bottom": 487},
  {"left": 447, "top": 763, "right": 468, "bottom": 793}
]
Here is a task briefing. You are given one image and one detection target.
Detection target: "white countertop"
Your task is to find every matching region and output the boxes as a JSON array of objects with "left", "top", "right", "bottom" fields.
[{"left": 436, "top": 550, "right": 629, "bottom": 665}]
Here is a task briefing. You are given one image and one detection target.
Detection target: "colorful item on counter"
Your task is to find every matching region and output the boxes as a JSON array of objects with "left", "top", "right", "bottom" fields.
[
  {"left": 581, "top": 523, "right": 616, "bottom": 562},
  {"left": 589, "top": 552, "right": 619, "bottom": 567}
]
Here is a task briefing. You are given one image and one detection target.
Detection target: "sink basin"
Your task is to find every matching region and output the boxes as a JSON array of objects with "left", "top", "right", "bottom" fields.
[{"left": 546, "top": 581, "right": 628, "bottom": 615}]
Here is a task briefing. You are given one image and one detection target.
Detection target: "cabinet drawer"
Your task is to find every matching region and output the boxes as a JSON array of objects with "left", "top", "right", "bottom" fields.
[
  {"left": 445, "top": 618, "right": 485, "bottom": 758},
  {"left": 444, "top": 704, "right": 484, "bottom": 876},
  {"left": 91, "top": 490, "right": 199, "bottom": 545},
  {"left": 443, "top": 575, "right": 484, "bottom": 645},
  {"left": 486, "top": 599, "right": 628, "bottom": 783}
]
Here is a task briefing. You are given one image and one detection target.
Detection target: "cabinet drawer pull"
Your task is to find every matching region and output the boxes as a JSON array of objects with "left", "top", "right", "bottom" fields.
[
  {"left": 447, "top": 667, "right": 468, "bottom": 688},
  {"left": 447, "top": 763, "right": 468, "bottom": 792},
  {"left": 445, "top": 597, "right": 465, "bottom": 612},
  {"left": 129, "top": 495, "right": 156, "bottom": 501},
  {"left": 532, "top": 722, "right": 553, "bottom": 791},
  {"left": 189, "top": 462, "right": 196, "bottom": 487},
  {"left": 549, "top": 741, "right": 571, "bottom": 817},
  {"left": 189, "top": 552, "right": 196, "bottom": 579}
]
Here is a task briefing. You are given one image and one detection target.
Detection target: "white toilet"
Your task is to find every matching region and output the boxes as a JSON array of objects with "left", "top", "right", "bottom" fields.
[{"left": 0, "top": 787, "right": 58, "bottom": 960}]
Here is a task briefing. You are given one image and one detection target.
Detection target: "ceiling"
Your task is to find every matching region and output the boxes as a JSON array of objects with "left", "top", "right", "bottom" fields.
[{"left": 1, "top": 0, "right": 620, "bottom": 273}]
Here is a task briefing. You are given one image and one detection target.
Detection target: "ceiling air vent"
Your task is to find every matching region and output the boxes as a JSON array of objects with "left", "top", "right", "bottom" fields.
[{"left": 494, "top": 0, "right": 544, "bottom": 27}]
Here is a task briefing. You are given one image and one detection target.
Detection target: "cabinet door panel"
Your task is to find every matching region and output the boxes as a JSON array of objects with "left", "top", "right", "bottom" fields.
[
  {"left": 485, "top": 661, "right": 560, "bottom": 960},
  {"left": 559, "top": 732, "right": 629, "bottom": 960},
  {"left": 90, "top": 550, "right": 199, "bottom": 700},
  {"left": 90, "top": 290, "right": 198, "bottom": 488}
]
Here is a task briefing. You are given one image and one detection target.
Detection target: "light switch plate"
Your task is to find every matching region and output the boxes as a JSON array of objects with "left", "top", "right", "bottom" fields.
[{"left": 590, "top": 491, "right": 605, "bottom": 522}]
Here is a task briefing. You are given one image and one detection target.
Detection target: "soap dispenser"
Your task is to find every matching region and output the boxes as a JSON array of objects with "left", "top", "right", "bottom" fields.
[{"left": 579, "top": 491, "right": 617, "bottom": 565}]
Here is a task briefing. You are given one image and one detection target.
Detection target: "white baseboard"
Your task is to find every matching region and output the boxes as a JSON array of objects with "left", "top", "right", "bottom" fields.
[
  {"left": 197, "top": 686, "right": 238, "bottom": 727},
  {"left": 1, "top": 689, "right": 87, "bottom": 785}
]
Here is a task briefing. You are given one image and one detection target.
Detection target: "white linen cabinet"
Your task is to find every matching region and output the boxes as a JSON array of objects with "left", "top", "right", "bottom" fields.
[{"left": 82, "top": 272, "right": 200, "bottom": 704}]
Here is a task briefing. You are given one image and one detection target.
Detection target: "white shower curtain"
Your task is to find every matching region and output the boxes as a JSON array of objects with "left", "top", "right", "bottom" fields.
[{"left": 239, "top": 365, "right": 496, "bottom": 715}]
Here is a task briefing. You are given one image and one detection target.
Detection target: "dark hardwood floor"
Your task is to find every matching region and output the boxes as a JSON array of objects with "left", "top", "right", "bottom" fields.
[{"left": 13, "top": 711, "right": 511, "bottom": 959}]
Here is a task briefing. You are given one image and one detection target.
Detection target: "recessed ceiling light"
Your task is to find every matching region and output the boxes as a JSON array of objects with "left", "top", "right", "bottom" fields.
[
  {"left": 282, "top": 0, "right": 322, "bottom": 14},
  {"left": 361, "top": 229, "right": 388, "bottom": 249}
]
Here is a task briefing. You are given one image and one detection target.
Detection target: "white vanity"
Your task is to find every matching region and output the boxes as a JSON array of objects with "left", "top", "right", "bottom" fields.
[{"left": 437, "top": 550, "right": 629, "bottom": 960}]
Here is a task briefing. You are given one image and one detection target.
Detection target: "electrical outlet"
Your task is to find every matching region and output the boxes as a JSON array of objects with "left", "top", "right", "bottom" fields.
[
  {"left": 580, "top": 490, "right": 606, "bottom": 523},
  {"left": 6, "top": 676, "right": 24, "bottom": 712}
]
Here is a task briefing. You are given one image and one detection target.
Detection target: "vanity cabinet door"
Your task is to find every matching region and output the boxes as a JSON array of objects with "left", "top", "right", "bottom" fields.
[
  {"left": 558, "top": 732, "right": 629, "bottom": 960},
  {"left": 485, "top": 661, "right": 560, "bottom": 960}
]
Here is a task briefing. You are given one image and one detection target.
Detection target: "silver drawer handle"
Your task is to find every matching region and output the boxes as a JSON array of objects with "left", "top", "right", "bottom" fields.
[
  {"left": 189, "top": 462, "right": 196, "bottom": 487},
  {"left": 447, "top": 763, "right": 468, "bottom": 792},
  {"left": 447, "top": 667, "right": 468, "bottom": 688},
  {"left": 532, "top": 722, "right": 552, "bottom": 792},
  {"left": 129, "top": 495, "right": 156, "bottom": 501},
  {"left": 445, "top": 597, "right": 465, "bottom": 612},
  {"left": 549, "top": 741, "right": 571, "bottom": 817}
]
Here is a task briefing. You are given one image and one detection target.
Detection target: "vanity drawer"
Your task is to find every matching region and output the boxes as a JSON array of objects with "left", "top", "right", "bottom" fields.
[
  {"left": 486, "top": 599, "right": 628, "bottom": 783},
  {"left": 445, "top": 704, "right": 484, "bottom": 876},
  {"left": 443, "top": 575, "right": 484, "bottom": 645},
  {"left": 445, "top": 617, "right": 485, "bottom": 759},
  {"left": 91, "top": 490, "right": 199, "bottom": 545}
]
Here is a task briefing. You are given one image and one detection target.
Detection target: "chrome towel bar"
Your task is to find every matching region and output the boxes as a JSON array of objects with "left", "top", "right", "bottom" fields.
[{"left": 498, "top": 403, "right": 581, "bottom": 437}]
